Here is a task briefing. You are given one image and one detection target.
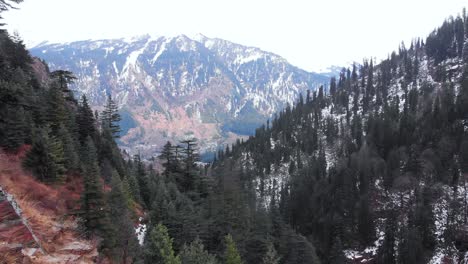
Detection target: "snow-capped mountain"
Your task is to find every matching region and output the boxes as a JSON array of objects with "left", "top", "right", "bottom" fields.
[{"left": 30, "top": 34, "right": 328, "bottom": 156}]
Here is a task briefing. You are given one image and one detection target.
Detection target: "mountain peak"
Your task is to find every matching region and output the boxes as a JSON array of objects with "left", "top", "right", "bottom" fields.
[{"left": 30, "top": 35, "right": 329, "bottom": 156}]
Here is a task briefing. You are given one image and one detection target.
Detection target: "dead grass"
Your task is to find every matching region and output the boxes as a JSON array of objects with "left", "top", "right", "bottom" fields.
[
  {"left": 0, "top": 251, "right": 21, "bottom": 264},
  {"left": 0, "top": 147, "right": 139, "bottom": 263},
  {"left": 0, "top": 147, "right": 98, "bottom": 262}
]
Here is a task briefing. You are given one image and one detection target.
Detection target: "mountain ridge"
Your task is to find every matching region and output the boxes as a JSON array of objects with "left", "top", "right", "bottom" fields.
[{"left": 30, "top": 34, "right": 329, "bottom": 156}]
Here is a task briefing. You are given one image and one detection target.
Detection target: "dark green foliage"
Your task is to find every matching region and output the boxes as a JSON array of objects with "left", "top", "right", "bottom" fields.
[
  {"left": 160, "top": 141, "right": 176, "bottom": 177},
  {"left": 101, "top": 94, "right": 121, "bottom": 138},
  {"left": 398, "top": 226, "right": 425, "bottom": 264},
  {"left": 180, "top": 138, "right": 200, "bottom": 193},
  {"left": 329, "top": 237, "right": 345, "bottom": 264},
  {"left": 49, "top": 70, "right": 77, "bottom": 105},
  {"left": 133, "top": 154, "right": 151, "bottom": 207},
  {"left": 3, "top": 5, "right": 468, "bottom": 263},
  {"left": 357, "top": 194, "right": 374, "bottom": 245},
  {"left": 179, "top": 237, "right": 218, "bottom": 264},
  {"left": 377, "top": 214, "right": 397, "bottom": 264},
  {"left": 262, "top": 241, "right": 280, "bottom": 264},
  {"left": 23, "top": 128, "right": 65, "bottom": 182},
  {"left": 280, "top": 230, "right": 321, "bottom": 264},
  {"left": 0, "top": 17, "right": 133, "bottom": 260},
  {"left": 58, "top": 125, "right": 79, "bottom": 172},
  {"left": 224, "top": 234, "right": 242, "bottom": 264},
  {"left": 79, "top": 138, "right": 112, "bottom": 244},
  {"left": 76, "top": 95, "right": 96, "bottom": 143},
  {"left": 45, "top": 85, "right": 67, "bottom": 133},
  {"left": 1, "top": 105, "right": 27, "bottom": 150},
  {"left": 107, "top": 171, "right": 141, "bottom": 263},
  {"left": 413, "top": 187, "right": 436, "bottom": 251},
  {"left": 144, "top": 223, "right": 181, "bottom": 264}
]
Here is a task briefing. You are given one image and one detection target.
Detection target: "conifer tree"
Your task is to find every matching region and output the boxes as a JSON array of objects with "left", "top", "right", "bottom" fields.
[
  {"left": 329, "top": 237, "right": 345, "bottom": 264},
  {"left": 101, "top": 94, "right": 121, "bottom": 138},
  {"left": 398, "top": 226, "right": 424, "bottom": 264},
  {"left": 357, "top": 194, "right": 374, "bottom": 245},
  {"left": 160, "top": 141, "right": 176, "bottom": 177},
  {"left": 80, "top": 138, "right": 111, "bottom": 242},
  {"left": 50, "top": 70, "right": 76, "bottom": 100},
  {"left": 262, "top": 241, "right": 280, "bottom": 264},
  {"left": 76, "top": 95, "right": 96, "bottom": 143},
  {"left": 2, "top": 106, "right": 26, "bottom": 150},
  {"left": 58, "top": 124, "right": 79, "bottom": 172},
  {"left": 179, "top": 237, "right": 218, "bottom": 264},
  {"left": 23, "top": 128, "right": 65, "bottom": 182},
  {"left": 224, "top": 234, "right": 242, "bottom": 264},
  {"left": 377, "top": 213, "right": 397, "bottom": 264},
  {"left": 134, "top": 154, "right": 151, "bottom": 207},
  {"left": 179, "top": 138, "right": 200, "bottom": 192},
  {"left": 144, "top": 223, "right": 181, "bottom": 264},
  {"left": 46, "top": 85, "right": 67, "bottom": 133},
  {"left": 107, "top": 170, "right": 140, "bottom": 262}
]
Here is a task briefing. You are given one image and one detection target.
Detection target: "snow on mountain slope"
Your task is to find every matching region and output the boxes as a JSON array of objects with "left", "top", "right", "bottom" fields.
[{"left": 30, "top": 35, "right": 328, "bottom": 156}]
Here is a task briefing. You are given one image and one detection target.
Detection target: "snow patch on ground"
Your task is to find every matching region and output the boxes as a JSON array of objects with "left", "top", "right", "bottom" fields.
[
  {"left": 429, "top": 250, "right": 445, "bottom": 264},
  {"left": 235, "top": 51, "right": 263, "bottom": 65},
  {"left": 152, "top": 37, "right": 170, "bottom": 64},
  {"left": 343, "top": 249, "right": 363, "bottom": 260},
  {"left": 135, "top": 217, "right": 147, "bottom": 246}
]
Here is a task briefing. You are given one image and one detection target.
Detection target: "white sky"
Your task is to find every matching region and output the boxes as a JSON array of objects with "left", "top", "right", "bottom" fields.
[{"left": 3, "top": 0, "right": 467, "bottom": 72}]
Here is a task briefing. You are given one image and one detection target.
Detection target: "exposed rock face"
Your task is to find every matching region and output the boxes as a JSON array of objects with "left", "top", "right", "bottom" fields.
[
  {"left": 0, "top": 187, "right": 41, "bottom": 260},
  {"left": 30, "top": 34, "right": 328, "bottom": 156}
]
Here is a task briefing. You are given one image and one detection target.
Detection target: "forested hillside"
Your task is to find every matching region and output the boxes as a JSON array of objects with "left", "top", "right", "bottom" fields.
[
  {"left": 0, "top": 1, "right": 143, "bottom": 262},
  {"left": 205, "top": 11, "right": 468, "bottom": 264},
  {"left": 2, "top": 0, "right": 468, "bottom": 263}
]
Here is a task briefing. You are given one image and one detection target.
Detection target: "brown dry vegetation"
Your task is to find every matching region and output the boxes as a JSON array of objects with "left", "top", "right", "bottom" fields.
[{"left": 0, "top": 147, "right": 99, "bottom": 263}]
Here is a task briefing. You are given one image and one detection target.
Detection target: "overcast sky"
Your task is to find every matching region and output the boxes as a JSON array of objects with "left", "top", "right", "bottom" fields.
[{"left": 3, "top": 0, "right": 467, "bottom": 72}]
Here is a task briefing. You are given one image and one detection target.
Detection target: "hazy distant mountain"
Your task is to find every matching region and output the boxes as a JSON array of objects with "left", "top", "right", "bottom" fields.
[{"left": 30, "top": 34, "right": 328, "bottom": 156}]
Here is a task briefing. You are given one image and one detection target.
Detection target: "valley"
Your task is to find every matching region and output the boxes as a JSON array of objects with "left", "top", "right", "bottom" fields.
[{"left": 30, "top": 35, "right": 328, "bottom": 157}]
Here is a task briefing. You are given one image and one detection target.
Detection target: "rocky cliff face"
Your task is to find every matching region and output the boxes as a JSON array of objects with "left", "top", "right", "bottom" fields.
[{"left": 30, "top": 34, "right": 328, "bottom": 156}]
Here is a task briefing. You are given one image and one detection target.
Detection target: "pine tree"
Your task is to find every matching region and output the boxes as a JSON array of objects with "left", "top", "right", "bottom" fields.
[
  {"left": 80, "top": 138, "right": 111, "bottom": 242},
  {"left": 1, "top": 105, "right": 26, "bottom": 151},
  {"left": 280, "top": 230, "right": 321, "bottom": 264},
  {"left": 398, "top": 226, "right": 424, "bottom": 264},
  {"left": 377, "top": 213, "right": 397, "bottom": 264},
  {"left": 46, "top": 85, "right": 67, "bottom": 133},
  {"left": 144, "top": 223, "right": 181, "bottom": 264},
  {"left": 101, "top": 94, "right": 121, "bottom": 138},
  {"left": 107, "top": 170, "right": 140, "bottom": 262},
  {"left": 58, "top": 125, "right": 79, "bottom": 172},
  {"left": 76, "top": 95, "right": 96, "bottom": 143},
  {"left": 134, "top": 154, "right": 151, "bottom": 207},
  {"left": 357, "top": 194, "right": 375, "bottom": 245},
  {"left": 23, "top": 128, "right": 65, "bottom": 182},
  {"left": 262, "top": 241, "right": 280, "bottom": 264},
  {"left": 224, "top": 234, "right": 242, "bottom": 264},
  {"left": 179, "top": 237, "right": 218, "bottom": 264},
  {"left": 329, "top": 236, "right": 345, "bottom": 264},
  {"left": 50, "top": 70, "right": 76, "bottom": 100},
  {"left": 160, "top": 141, "right": 176, "bottom": 177},
  {"left": 179, "top": 138, "right": 200, "bottom": 192},
  {"left": 414, "top": 187, "right": 436, "bottom": 251}
]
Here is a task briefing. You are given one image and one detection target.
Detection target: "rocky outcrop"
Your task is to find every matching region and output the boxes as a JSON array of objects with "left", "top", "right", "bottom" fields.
[{"left": 0, "top": 186, "right": 42, "bottom": 262}]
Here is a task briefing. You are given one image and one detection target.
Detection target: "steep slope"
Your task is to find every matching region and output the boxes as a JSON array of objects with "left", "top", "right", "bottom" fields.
[
  {"left": 30, "top": 35, "right": 328, "bottom": 156},
  {"left": 0, "top": 24, "right": 143, "bottom": 262},
  {"left": 0, "top": 149, "right": 98, "bottom": 263},
  {"left": 209, "top": 13, "right": 468, "bottom": 263}
]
